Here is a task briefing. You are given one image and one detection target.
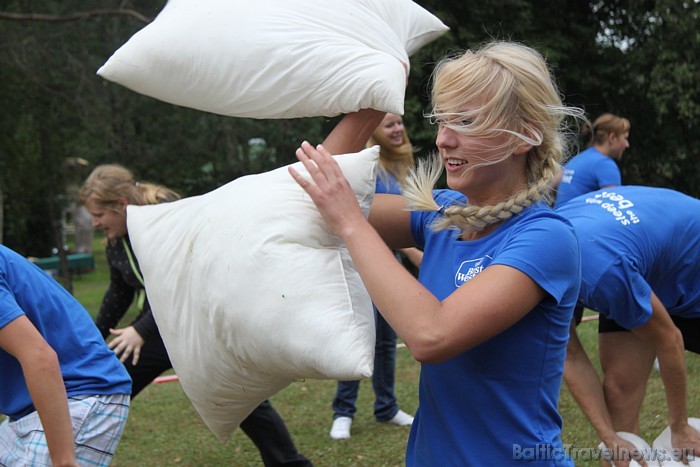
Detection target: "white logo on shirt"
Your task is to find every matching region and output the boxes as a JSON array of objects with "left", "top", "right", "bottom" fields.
[
  {"left": 585, "top": 191, "right": 640, "bottom": 226},
  {"left": 561, "top": 168, "right": 574, "bottom": 184},
  {"left": 455, "top": 255, "right": 493, "bottom": 287}
]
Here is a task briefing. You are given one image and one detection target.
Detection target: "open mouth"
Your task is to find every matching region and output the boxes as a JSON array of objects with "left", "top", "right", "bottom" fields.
[{"left": 446, "top": 158, "right": 467, "bottom": 168}]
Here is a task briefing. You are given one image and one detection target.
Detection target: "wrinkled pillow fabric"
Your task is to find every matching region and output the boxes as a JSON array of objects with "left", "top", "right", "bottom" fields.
[
  {"left": 127, "top": 148, "right": 379, "bottom": 442},
  {"left": 97, "top": 0, "right": 448, "bottom": 118}
]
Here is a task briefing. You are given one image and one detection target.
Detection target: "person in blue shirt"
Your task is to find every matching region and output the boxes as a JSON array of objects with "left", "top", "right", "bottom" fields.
[
  {"left": 330, "top": 113, "right": 421, "bottom": 440},
  {"left": 0, "top": 244, "right": 131, "bottom": 467},
  {"left": 558, "top": 186, "right": 700, "bottom": 465},
  {"left": 554, "top": 113, "right": 630, "bottom": 207},
  {"left": 291, "top": 41, "right": 582, "bottom": 466}
]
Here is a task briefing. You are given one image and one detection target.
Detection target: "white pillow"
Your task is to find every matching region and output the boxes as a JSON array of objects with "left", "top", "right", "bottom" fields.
[
  {"left": 651, "top": 418, "right": 700, "bottom": 466},
  {"left": 597, "top": 432, "right": 653, "bottom": 467},
  {"left": 97, "top": 0, "right": 448, "bottom": 119},
  {"left": 127, "top": 148, "right": 379, "bottom": 442}
]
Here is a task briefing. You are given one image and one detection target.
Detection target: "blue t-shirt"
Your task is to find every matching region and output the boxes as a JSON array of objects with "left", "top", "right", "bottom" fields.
[
  {"left": 407, "top": 190, "right": 580, "bottom": 466},
  {"left": 556, "top": 186, "right": 700, "bottom": 330},
  {"left": 0, "top": 245, "right": 132, "bottom": 420},
  {"left": 555, "top": 147, "right": 621, "bottom": 207},
  {"left": 376, "top": 169, "right": 401, "bottom": 195}
]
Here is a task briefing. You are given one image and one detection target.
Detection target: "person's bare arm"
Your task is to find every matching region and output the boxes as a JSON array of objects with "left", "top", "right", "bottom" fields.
[
  {"left": 321, "top": 109, "right": 386, "bottom": 155},
  {"left": 632, "top": 292, "right": 700, "bottom": 461},
  {"left": 399, "top": 247, "right": 423, "bottom": 268},
  {"left": 564, "top": 322, "right": 645, "bottom": 467},
  {"left": 0, "top": 316, "right": 79, "bottom": 467}
]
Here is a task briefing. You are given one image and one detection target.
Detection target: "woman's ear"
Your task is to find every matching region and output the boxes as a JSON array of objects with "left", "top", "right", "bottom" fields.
[
  {"left": 117, "top": 196, "right": 129, "bottom": 212},
  {"left": 515, "top": 123, "right": 539, "bottom": 156},
  {"left": 514, "top": 142, "right": 534, "bottom": 156},
  {"left": 606, "top": 132, "right": 617, "bottom": 146}
]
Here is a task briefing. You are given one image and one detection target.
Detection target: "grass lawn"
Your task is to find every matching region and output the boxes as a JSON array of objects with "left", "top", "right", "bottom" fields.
[{"left": 66, "top": 235, "right": 700, "bottom": 466}]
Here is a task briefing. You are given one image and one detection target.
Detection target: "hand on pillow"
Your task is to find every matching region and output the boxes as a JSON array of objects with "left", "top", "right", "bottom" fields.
[{"left": 127, "top": 147, "right": 380, "bottom": 441}]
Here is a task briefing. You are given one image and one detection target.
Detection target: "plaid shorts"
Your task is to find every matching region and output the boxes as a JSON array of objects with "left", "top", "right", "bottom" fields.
[{"left": 0, "top": 393, "right": 130, "bottom": 466}]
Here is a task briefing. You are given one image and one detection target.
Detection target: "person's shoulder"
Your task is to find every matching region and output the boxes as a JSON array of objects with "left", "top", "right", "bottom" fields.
[
  {"left": 565, "top": 146, "right": 595, "bottom": 163},
  {"left": 0, "top": 245, "right": 34, "bottom": 273},
  {"left": 515, "top": 204, "right": 577, "bottom": 237},
  {"left": 0, "top": 244, "right": 11, "bottom": 262},
  {"left": 412, "top": 189, "right": 464, "bottom": 233},
  {"left": 597, "top": 153, "right": 618, "bottom": 167},
  {"left": 434, "top": 188, "right": 466, "bottom": 205}
]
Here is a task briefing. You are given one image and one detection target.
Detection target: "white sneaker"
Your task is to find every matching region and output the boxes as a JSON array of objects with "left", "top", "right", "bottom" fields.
[
  {"left": 385, "top": 409, "right": 414, "bottom": 426},
  {"left": 330, "top": 416, "right": 352, "bottom": 440}
]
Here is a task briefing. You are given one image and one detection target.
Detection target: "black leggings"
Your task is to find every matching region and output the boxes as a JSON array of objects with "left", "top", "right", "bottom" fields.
[{"left": 123, "top": 334, "right": 312, "bottom": 467}]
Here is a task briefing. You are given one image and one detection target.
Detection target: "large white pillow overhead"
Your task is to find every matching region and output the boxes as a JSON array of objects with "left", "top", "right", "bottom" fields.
[
  {"left": 97, "top": 0, "right": 448, "bottom": 118},
  {"left": 127, "top": 148, "right": 379, "bottom": 442}
]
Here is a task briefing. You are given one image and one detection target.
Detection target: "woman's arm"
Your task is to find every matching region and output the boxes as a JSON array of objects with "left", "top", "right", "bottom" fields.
[
  {"left": 368, "top": 193, "right": 417, "bottom": 249},
  {"left": 0, "top": 316, "right": 79, "bottom": 467},
  {"left": 290, "top": 142, "right": 546, "bottom": 363},
  {"left": 399, "top": 247, "right": 423, "bottom": 268},
  {"left": 95, "top": 258, "right": 136, "bottom": 338},
  {"left": 632, "top": 293, "right": 700, "bottom": 461},
  {"left": 321, "top": 109, "right": 386, "bottom": 155}
]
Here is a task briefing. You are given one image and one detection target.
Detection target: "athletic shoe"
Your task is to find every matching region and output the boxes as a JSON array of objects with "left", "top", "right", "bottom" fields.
[
  {"left": 384, "top": 409, "right": 414, "bottom": 426},
  {"left": 330, "top": 416, "right": 352, "bottom": 440}
]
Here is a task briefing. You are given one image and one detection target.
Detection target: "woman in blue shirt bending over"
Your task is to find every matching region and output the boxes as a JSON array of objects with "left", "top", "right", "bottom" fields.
[
  {"left": 291, "top": 41, "right": 583, "bottom": 466},
  {"left": 559, "top": 186, "right": 700, "bottom": 465}
]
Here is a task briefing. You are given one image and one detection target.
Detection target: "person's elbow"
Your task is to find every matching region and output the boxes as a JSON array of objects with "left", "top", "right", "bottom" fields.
[
  {"left": 21, "top": 340, "right": 61, "bottom": 376},
  {"left": 406, "top": 332, "right": 462, "bottom": 364},
  {"left": 656, "top": 325, "right": 685, "bottom": 355}
]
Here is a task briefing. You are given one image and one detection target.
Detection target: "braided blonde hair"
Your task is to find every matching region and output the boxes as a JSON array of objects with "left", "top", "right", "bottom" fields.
[
  {"left": 79, "top": 164, "right": 180, "bottom": 211},
  {"left": 402, "top": 41, "right": 583, "bottom": 232}
]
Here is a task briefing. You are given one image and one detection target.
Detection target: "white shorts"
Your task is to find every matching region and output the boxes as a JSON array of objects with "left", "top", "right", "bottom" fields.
[{"left": 0, "top": 393, "right": 130, "bottom": 466}]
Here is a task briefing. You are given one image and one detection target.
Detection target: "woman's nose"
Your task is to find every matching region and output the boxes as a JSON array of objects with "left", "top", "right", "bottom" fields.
[{"left": 436, "top": 125, "right": 455, "bottom": 148}]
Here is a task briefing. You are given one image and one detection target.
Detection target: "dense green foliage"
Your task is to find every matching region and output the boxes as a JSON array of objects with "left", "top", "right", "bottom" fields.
[{"left": 1, "top": 0, "right": 698, "bottom": 255}]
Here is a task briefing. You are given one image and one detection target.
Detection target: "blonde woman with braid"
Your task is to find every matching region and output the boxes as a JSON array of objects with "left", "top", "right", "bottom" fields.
[
  {"left": 290, "top": 41, "right": 583, "bottom": 465},
  {"left": 81, "top": 165, "right": 313, "bottom": 467}
]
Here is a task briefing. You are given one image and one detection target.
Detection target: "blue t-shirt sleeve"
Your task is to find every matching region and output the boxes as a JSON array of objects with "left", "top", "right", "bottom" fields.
[
  {"left": 584, "top": 256, "right": 652, "bottom": 329},
  {"left": 410, "top": 190, "right": 465, "bottom": 249},
  {"left": 0, "top": 277, "right": 24, "bottom": 329},
  {"left": 492, "top": 215, "right": 581, "bottom": 305},
  {"left": 595, "top": 158, "right": 621, "bottom": 188}
]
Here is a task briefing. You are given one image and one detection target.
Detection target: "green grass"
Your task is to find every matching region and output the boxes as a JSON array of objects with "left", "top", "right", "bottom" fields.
[{"left": 66, "top": 237, "right": 700, "bottom": 466}]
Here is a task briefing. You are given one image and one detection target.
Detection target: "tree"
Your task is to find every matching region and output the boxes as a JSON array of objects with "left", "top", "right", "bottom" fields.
[
  {"left": 593, "top": 0, "right": 700, "bottom": 195},
  {"left": 1, "top": 0, "right": 698, "bottom": 256},
  {"left": 0, "top": 0, "right": 328, "bottom": 255}
]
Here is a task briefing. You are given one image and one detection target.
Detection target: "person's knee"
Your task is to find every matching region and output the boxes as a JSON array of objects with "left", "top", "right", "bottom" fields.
[{"left": 602, "top": 371, "right": 644, "bottom": 409}]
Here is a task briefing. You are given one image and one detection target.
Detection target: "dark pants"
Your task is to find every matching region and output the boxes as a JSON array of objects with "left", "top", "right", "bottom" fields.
[
  {"left": 574, "top": 301, "right": 700, "bottom": 354},
  {"left": 598, "top": 312, "right": 700, "bottom": 354},
  {"left": 332, "top": 307, "right": 399, "bottom": 422},
  {"left": 123, "top": 333, "right": 312, "bottom": 467}
]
